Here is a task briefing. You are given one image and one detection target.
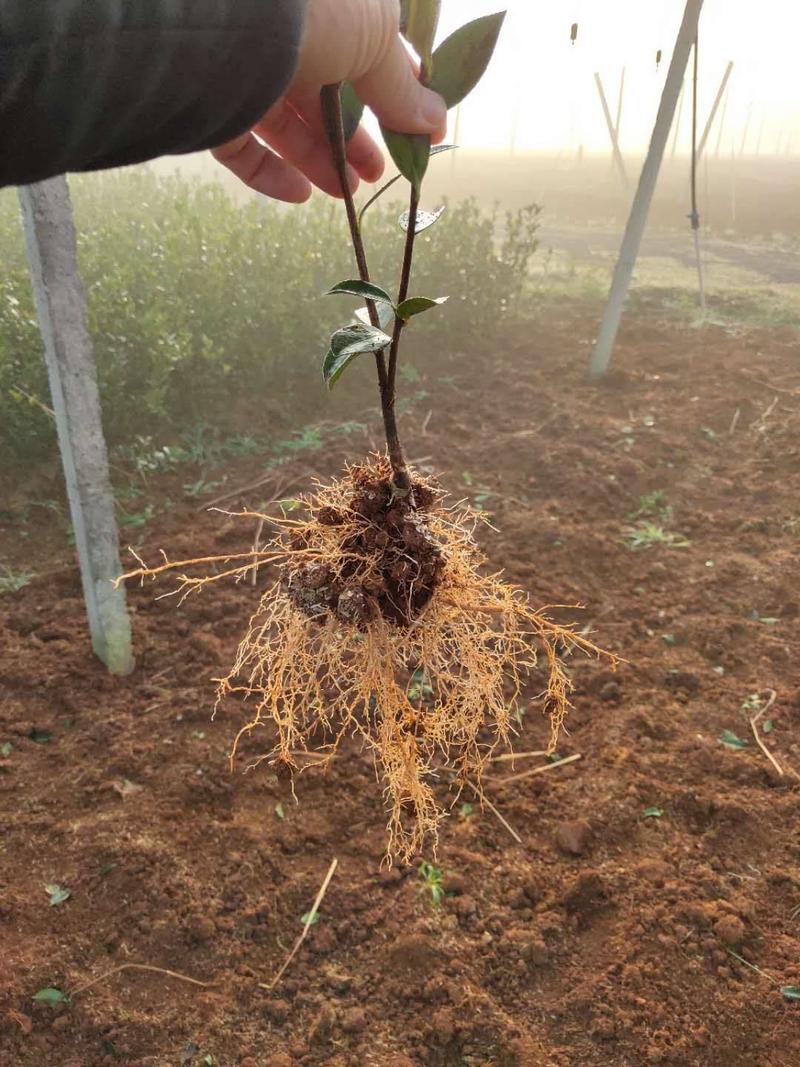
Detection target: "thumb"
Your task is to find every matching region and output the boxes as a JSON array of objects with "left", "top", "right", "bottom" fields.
[{"left": 354, "top": 36, "right": 446, "bottom": 139}]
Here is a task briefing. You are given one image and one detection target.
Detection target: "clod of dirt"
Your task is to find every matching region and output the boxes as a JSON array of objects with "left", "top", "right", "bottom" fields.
[
  {"left": 341, "top": 1007, "right": 367, "bottom": 1034},
  {"left": 555, "top": 818, "right": 593, "bottom": 855},
  {"left": 713, "top": 914, "right": 746, "bottom": 947},
  {"left": 287, "top": 465, "right": 443, "bottom": 628},
  {"left": 308, "top": 1002, "right": 337, "bottom": 1045}
]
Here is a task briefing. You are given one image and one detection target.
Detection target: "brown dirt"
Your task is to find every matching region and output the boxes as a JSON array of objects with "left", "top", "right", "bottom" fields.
[{"left": 1, "top": 304, "right": 800, "bottom": 1066}]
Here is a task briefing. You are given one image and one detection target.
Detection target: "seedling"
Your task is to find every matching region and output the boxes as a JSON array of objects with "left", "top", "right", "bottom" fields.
[
  {"left": 119, "top": 1, "right": 614, "bottom": 861},
  {"left": 300, "top": 910, "right": 320, "bottom": 927},
  {"left": 628, "top": 490, "right": 672, "bottom": 523},
  {"left": 0, "top": 566, "right": 33, "bottom": 594},
  {"left": 624, "top": 523, "right": 690, "bottom": 550},
  {"left": 45, "top": 883, "right": 71, "bottom": 907},
  {"left": 643, "top": 806, "right": 664, "bottom": 819},
  {"left": 33, "top": 987, "right": 68, "bottom": 1007},
  {"left": 720, "top": 729, "right": 749, "bottom": 751},
  {"left": 418, "top": 861, "right": 446, "bottom": 906}
]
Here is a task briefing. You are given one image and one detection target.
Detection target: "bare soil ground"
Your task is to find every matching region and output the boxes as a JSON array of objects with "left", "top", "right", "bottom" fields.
[{"left": 2, "top": 303, "right": 800, "bottom": 1067}]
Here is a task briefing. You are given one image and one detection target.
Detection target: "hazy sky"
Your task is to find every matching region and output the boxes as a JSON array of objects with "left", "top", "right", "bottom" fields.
[{"left": 400, "top": 1, "right": 800, "bottom": 154}]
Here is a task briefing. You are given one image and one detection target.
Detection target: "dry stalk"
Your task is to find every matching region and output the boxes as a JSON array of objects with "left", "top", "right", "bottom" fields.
[{"left": 260, "top": 858, "right": 339, "bottom": 990}]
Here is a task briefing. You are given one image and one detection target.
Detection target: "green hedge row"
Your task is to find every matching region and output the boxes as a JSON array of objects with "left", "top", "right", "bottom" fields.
[{"left": 0, "top": 169, "right": 539, "bottom": 463}]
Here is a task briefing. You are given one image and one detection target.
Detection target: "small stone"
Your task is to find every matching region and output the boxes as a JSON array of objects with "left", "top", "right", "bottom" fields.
[
  {"left": 713, "top": 914, "right": 746, "bottom": 947},
  {"left": 599, "top": 680, "right": 622, "bottom": 703},
  {"left": 341, "top": 1007, "right": 367, "bottom": 1034},
  {"left": 555, "top": 819, "right": 592, "bottom": 856},
  {"left": 454, "top": 895, "right": 477, "bottom": 919}
]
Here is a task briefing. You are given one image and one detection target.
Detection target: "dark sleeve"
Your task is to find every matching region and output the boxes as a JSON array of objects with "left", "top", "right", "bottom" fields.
[{"left": 0, "top": 0, "right": 307, "bottom": 188}]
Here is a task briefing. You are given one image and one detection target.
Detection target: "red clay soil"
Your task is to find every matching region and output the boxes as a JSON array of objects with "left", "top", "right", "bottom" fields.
[{"left": 1, "top": 305, "right": 800, "bottom": 1067}]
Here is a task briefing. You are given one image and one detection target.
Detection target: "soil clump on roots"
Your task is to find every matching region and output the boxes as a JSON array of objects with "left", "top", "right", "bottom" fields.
[
  {"left": 123, "top": 457, "right": 610, "bottom": 860},
  {"left": 286, "top": 459, "right": 444, "bottom": 629}
]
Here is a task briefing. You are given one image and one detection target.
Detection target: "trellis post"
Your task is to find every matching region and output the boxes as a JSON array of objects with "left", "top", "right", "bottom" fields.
[
  {"left": 18, "top": 177, "right": 134, "bottom": 675},
  {"left": 589, "top": 0, "right": 705, "bottom": 379}
]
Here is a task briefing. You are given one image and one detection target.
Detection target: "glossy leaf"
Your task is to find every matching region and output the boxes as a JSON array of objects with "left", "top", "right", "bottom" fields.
[
  {"left": 355, "top": 303, "right": 395, "bottom": 331},
  {"left": 399, "top": 205, "right": 446, "bottom": 233},
  {"left": 340, "top": 83, "right": 364, "bottom": 142},
  {"left": 719, "top": 729, "right": 749, "bottom": 750},
  {"left": 380, "top": 128, "right": 430, "bottom": 192},
  {"left": 396, "top": 296, "right": 449, "bottom": 321},
  {"left": 33, "top": 988, "right": 68, "bottom": 1006},
  {"left": 429, "top": 12, "right": 507, "bottom": 109},
  {"left": 323, "top": 323, "right": 392, "bottom": 389},
  {"left": 781, "top": 986, "right": 800, "bottom": 1001},
  {"left": 400, "top": 0, "right": 441, "bottom": 69},
  {"left": 326, "top": 280, "right": 394, "bottom": 306}
]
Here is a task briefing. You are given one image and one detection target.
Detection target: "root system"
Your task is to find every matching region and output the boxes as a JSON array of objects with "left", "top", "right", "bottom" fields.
[{"left": 122, "top": 458, "right": 613, "bottom": 860}]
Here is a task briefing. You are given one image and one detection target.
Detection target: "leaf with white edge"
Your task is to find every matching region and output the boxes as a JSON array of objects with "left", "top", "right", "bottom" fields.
[
  {"left": 355, "top": 303, "right": 395, "bottom": 331},
  {"left": 720, "top": 729, "right": 749, "bottom": 750},
  {"left": 400, "top": 0, "right": 441, "bottom": 69},
  {"left": 643, "top": 806, "right": 664, "bottom": 819},
  {"left": 326, "top": 280, "right": 394, "bottom": 306},
  {"left": 399, "top": 205, "right": 446, "bottom": 233},
  {"left": 380, "top": 128, "right": 430, "bottom": 191},
  {"left": 340, "top": 83, "right": 364, "bottom": 141},
  {"left": 46, "top": 884, "right": 71, "bottom": 907},
  {"left": 430, "top": 144, "right": 457, "bottom": 157},
  {"left": 323, "top": 323, "right": 393, "bottom": 388},
  {"left": 429, "top": 12, "right": 507, "bottom": 109},
  {"left": 33, "top": 988, "right": 68, "bottom": 1006},
  {"left": 781, "top": 986, "right": 800, "bottom": 1001},
  {"left": 396, "top": 296, "right": 449, "bottom": 321}
]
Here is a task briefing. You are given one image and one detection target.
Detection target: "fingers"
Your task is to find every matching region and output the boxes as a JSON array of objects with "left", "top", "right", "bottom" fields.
[
  {"left": 288, "top": 90, "right": 385, "bottom": 185},
  {"left": 353, "top": 34, "right": 447, "bottom": 141},
  {"left": 212, "top": 133, "right": 312, "bottom": 202}
]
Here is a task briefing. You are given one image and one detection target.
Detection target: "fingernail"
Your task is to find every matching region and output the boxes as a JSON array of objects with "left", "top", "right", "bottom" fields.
[{"left": 420, "top": 90, "right": 447, "bottom": 131}]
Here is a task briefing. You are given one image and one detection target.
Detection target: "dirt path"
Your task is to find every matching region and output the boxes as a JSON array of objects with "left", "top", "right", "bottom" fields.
[
  {"left": 538, "top": 224, "right": 800, "bottom": 284},
  {"left": 1, "top": 305, "right": 799, "bottom": 1066}
]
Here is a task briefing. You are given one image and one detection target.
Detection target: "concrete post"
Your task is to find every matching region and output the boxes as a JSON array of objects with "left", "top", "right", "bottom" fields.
[
  {"left": 589, "top": 0, "right": 705, "bottom": 379},
  {"left": 19, "top": 177, "right": 134, "bottom": 675}
]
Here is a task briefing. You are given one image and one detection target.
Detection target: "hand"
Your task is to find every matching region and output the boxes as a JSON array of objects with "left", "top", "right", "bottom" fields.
[{"left": 212, "top": 0, "right": 447, "bottom": 202}]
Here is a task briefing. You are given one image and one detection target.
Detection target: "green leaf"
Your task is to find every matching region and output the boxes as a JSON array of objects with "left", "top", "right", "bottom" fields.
[
  {"left": 300, "top": 910, "right": 320, "bottom": 927},
  {"left": 380, "top": 129, "right": 430, "bottom": 192},
  {"left": 762, "top": 719, "right": 774, "bottom": 734},
  {"left": 459, "top": 802, "right": 474, "bottom": 819},
  {"left": 781, "top": 985, "right": 800, "bottom": 1001},
  {"left": 33, "top": 987, "right": 68, "bottom": 1006},
  {"left": 720, "top": 729, "right": 749, "bottom": 750},
  {"left": 202, "top": 1056, "right": 214, "bottom": 1066},
  {"left": 429, "top": 12, "right": 507, "bottom": 109},
  {"left": 354, "top": 303, "right": 395, "bottom": 332},
  {"left": 326, "top": 279, "right": 394, "bottom": 306},
  {"left": 400, "top": 0, "right": 441, "bottom": 69},
  {"left": 323, "top": 323, "right": 392, "bottom": 389},
  {"left": 29, "top": 728, "right": 52, "bottom": 744},
  {"left": 0, "top": 742, "right": 12, "bottom": 757},
  {"left": 46, "top": 883, "right": 71, "bottom": 907},
  {"left": 340, "top": 83, "right": 364, "bottom": 141},
  {"left": 274, "top": 803, "right": 285, "bottom": 820},
  {"left": 396, "top": 296, "right": 449, "bottom": 321},
  {"left": 399, "top": 205, "right": 446, "bottom": 233},
  {"left": 643, "top": 807, "right": 664, "bottom": 819}
]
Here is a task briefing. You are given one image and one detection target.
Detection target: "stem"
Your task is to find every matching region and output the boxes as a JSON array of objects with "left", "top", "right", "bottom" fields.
[
  {"left": 320, "top": 85, "right": 410, "bottom": 492},
  {"left": 387, "top": 184, "right": 420, "bottom": 412}
]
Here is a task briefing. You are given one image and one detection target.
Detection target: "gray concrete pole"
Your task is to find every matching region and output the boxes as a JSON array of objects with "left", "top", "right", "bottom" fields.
[
  {"left": 589, "top": 0, "right": 705, "bottom": 379},
  {"left": 19, "top": 177, "right": 135, "bottom": 675},
  {"left": 594, "top": 72, "right": 629, "bottom": 189},
  {"left": 697, "top": 61, "right": 734, "bottom": 162}
]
